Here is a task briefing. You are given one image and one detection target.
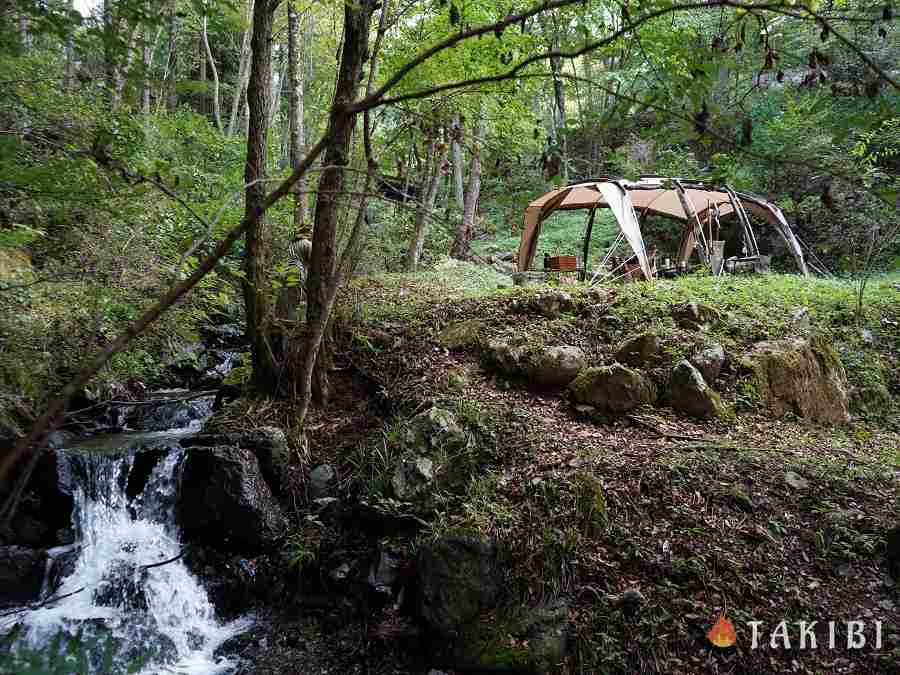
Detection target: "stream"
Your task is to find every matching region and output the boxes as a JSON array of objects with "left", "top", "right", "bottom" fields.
[{"left": 2, "top": 398, "right": 253, "bottom": 674}]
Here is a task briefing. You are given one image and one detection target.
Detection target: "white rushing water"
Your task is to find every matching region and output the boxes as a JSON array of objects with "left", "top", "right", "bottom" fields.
[{"left": 9, "top": 430, "right": 251, "bottom": 674}]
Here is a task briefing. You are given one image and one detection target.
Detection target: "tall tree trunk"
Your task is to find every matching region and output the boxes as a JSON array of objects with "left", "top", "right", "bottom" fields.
[
  {"left": 406, "top": 136, "right": 446, "bottom": 271},
  {"left": 243, "top": 0, "right": 277, "bottom": 390},
  {"left": 303, "top": 0, "right": 375, "bottom": 404},
  {"left": 103, "top": 0, "right": 116, "bottom": 98},
  {"left": 166, "top": 0, "right": 178, "bottom": 112},
  {"left": 228, "top": 0, "right": 254, "bottom": 137},
  {"left": 199, "top": 31, "right": 207, "bottom": 114},
  {"left": 141, "top": 29, "right": 151, "bottom": 113},
  {"left": 267, "top": 50, "right": 285, "bottom": 134},
  {"left": 287, "top": 0, "right": 307, "bottom": 229},
  {"left": 64, "top": 0, "right": 75, "bottom": 90},
  {"left": 549, "top": 44, "right": 567, "bottom": 181},
  {"left": 113, "top": 25, "right": 139, "bottom": 108},
  {"left": 451, "top": 113, "right": 482, "bottom": 259},
  {"left": 450, "top": 112, "right": 465, "bottom": 208},
  {"left": 18, "top": 13, "right": 30, "bottom": 53},
  {"left": 201, "top": 14, "right": 223, "bottom": 132}
]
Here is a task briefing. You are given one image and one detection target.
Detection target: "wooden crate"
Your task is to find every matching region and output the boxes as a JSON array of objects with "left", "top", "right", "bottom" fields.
[{"left": 547, "top": 255, "right": 577, "bottom": 271}]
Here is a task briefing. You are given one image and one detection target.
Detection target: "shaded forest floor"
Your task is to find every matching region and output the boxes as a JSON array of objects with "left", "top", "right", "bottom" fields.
[{"left": 236, "top": 266, "right": 900, "bottom": 674}]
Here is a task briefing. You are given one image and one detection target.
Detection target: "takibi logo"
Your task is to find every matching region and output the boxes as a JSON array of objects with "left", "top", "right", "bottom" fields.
[{"left": 707, "top": 615, "right": 737, "bottom": 648}]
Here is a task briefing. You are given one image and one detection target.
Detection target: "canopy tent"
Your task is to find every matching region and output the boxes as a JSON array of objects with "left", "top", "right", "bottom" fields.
[{"left": 517, "top": 177, "right": 809, "bottom": 279}]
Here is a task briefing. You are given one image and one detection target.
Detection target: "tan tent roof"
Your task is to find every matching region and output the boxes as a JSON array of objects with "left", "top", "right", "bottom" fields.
[{"left": 517, "top": 177, "right": 808, "bottom": 277}]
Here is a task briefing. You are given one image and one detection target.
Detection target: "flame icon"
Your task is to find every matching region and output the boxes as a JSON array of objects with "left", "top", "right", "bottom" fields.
[{"left": 707, "top": 615, "right": 737, "bottom": 648}]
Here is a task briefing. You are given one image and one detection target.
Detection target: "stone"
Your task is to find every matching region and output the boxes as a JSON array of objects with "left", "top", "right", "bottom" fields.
[
  {"left": 532, "top": 290, "right": 575, "bottom": 319},
  {"left": 454, "top": 599, "right": 569, "bottom": 674},
  {"left": 615, "top": 332, "right": 660, "bottom": 367},
  {"left": 690, "top": 342, "right": 726, "bottom": 383},
  {"left": 402, "top": 407, "right": 467, "bottom": 454},
  {"left": 619, "top": 589, "right": 646, "bottom": 619},
  {"left": 416, "top": 534, "right": 501, "bottom": 639},
  {"left": 568, "top": 364, "right": 657, "bottom": 414},
  {"left": 672, "top": 302, "right": 720, "bottom": 330},
  {"left": 485, "top": 339, "right": 527, "bottom": 376},
  {"left": 177, "top": 446, "right": 286, "bottom": 550},
  {"left": 784, "top": 471, "right": 809, "bottom": 491},
  {"left": 790, "top": 307, "right": 812, "bottom": 332},
  {"left": 747, "top": 336, "right": 850, "bottom": 424},
  {"left": 127, "top": 395, "right": 213, "bottom": 432},
  {"left": 668, "top": 360, "right": 724, "bottom": 419},
  {"left": 529, "top": 345, "right": 587, "bottom": 387},
  {"left": 309, "top": 464, "right": 336, "bottom": 500},
  {"left": 0, "top": 546, "right": 47, "bottom": 606},
  {"left": 368, "top": 544, "right": 401, "bottom": 595},
  {"left": 887, "top": 527, "right": 900, "bottom": 577},
  {"left": 438, "top": 320, "right": 486, "bottom": 350},
  {"left": 391, "top": 456, "right": 434, "bottom": 500}
]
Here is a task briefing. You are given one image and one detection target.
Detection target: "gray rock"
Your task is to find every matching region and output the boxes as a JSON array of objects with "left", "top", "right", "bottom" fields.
[
  {"left": 438, "top": 320, "right": 486, "bottom": 350},
  {"left": 402, "top": 407, "right": 467, "bottom": 454},
  {"left": 486, "top": 339, "right": 527, "bottom": 376},
  {"left": 887, "top": 527, "right": 900, "bottom": 576},
  {"left": 784, "top": 471, "right": 809, "bottom": 491},
  {"left": 672, "top": 302, "right": 720, "bottom": 330},
  {"left": 615, "top": 333, "right": 660, "bottom": 367},
  {"left": 368, "top": 545, "right": 401, "bottom": 595},
  {"left": 791, "top": 307, "right": 812, "bottom": 332},
  {"left": 568, "top": 364, "right": 657, "bottom": 414},
  {"left": 690, "top": 342, "right": 725, "bottom": 383},
  {"left": 532, "top": 290, "right": 575, "bottom": 319},
  {"left": 0, "top": 546, "right": 47, "bottom": 606},
  {"left": 182, "top": 427, "right": 290, "bottom": 496},
  {"left": 416, "top": 534, "right": 501, "bottom": 638},
  {"left": 747, "top": 336, "right": 850, "bottom": 424},
  {"left": 529, "top": 345, "right": 587, "bottom": 387},
  {"left": 178, "top": 446, "right": 286, "bottom": 550},
  {"left": 668, "top": 360, "right": 724, "bottom": 419},
  {"left": 309, "top": 464, "right": 336, "bottom": 500},
  {"left": 391, "top": 456, "right": 434, "bottom": 500}
]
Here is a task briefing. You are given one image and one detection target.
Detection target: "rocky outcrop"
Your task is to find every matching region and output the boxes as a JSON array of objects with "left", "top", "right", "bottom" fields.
[
  {"left": 0, "top": 546, "right": 47, "bottom": 606},
  {"left": 402, "top": 407, "right": 468, "bottom": 454},
  {"left": 615, "top": 333, "right": 660, "bottom": 367},
  {"left": 668, "top": 360, "right": 724, "bottom": 419},
  {"left": 746, "top": 337, "right": 850, "bottom": 424},
  {"left": 416, "top": 534, "right": 502, "bottom": 639},
  {"left": 568, "top": 364, "right": 657, "bottom": 414},
  {"left": 127, "top": 394, "right": 214, "bottom": 432},
  {"left": 528, "top": 345, "right": 587, "bottom": 387},
  {"left": 391, "top": 456, "right": 434, "bottom": 500},
  {"left": 308, "top": 464, "right": 336, "bottom": 500},
  {"left": 486, "top": 339, "right": 527, "bottom": 376},
  {"left": 690, "top": 342, "right": 725, "bottom": 383},
  {"left": 178, "top": 446, "right": 286, "bottom": 550}
]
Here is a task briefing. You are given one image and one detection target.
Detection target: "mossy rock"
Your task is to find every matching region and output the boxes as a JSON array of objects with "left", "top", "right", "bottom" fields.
[
  {"left": 454, "top": 600, "right": 569, "bottom": 674},
  {"left": 567, "top": 364, "right": 657, "bottom": 414},
  {"left": 528, "top": 345, "right": 587, "bottom": 387},
  {"left": 667, "top": 360, "right": 724, "bottom": 419},
  {"left": 438, "top": 319, "right": 487, "bottom": 350},
  {"left": 0, "top": 247, "right": 32, "bottom": 281},
  {"left": 747, "top": 337, "right": 850, "bottom": 424},
  {"left": 614, "top": 332, "right": 660, "bottom": 367},
  {"left": 849, "top": 382, "right": 892, "bottom": 415}
]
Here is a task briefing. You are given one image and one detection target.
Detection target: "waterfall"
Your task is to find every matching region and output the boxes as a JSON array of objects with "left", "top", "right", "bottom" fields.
[{"left": 6, "top": 423, "right": 252, "bottom": 674}]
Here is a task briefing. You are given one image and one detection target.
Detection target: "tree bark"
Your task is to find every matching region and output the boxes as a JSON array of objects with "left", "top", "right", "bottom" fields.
[
  {"left": 201, "top": 14, "right": 223, "bottom": 132},
  {"left": 451, "top": 137, "right": 480, "bottom": 259},
  {"left": 243, "top": 0, "right": 278, "bottom": 390},
  {"left": 287, "top": 0, "right": 307, "bottom": 229},
  {"left": 228, "top": 0, "right": 254, "bottom": 136},
  {"left": 141, "top": 28, "right": 152, "bottom": 113},
  {"left": 406, "top": 135, "right": 446, "bottom": 271},
  {"left": 64, "top": 0, "right": 75, "bottom": 90},
  {"left": 450, "top": 112, "right": 465, "bottom": 208},
  {"left": 165, "top": 0, "right": 178, "bottom": 112},
  {"left": 304, "top": 0, "right": 376, "bottom": 404}
]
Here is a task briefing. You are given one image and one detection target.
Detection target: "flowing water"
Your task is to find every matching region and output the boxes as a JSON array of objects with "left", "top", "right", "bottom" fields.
[{"left": 3, "top": 411, "right": 252, "bottom": 674}]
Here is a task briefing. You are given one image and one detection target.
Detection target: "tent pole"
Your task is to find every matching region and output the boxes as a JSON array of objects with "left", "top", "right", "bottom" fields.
[
  {"left": 581, "top": 207, "right": 597, "bottom": 282},
  {"left": 724, "top": 187, "right": 759, "bottom": 257},
  {"left": 674, "top": 180, "right": 709, "bottom": 264}
]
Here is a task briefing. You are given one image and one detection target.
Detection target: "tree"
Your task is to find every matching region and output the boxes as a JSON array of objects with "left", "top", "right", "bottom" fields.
[
  {"left": 287, "top": 0, "right": 306, "bottom": 229},
  {"left": 407, "top": 128, "right": 448, "bottom": 270},
  {"left": 165, "top": 0, "right": 178, "bottom": 112},
  {"left": 201, "top": 10, "right": 223, "bottom": 132}
]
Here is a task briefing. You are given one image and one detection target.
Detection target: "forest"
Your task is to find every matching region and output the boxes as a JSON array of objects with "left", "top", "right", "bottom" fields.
[{"left": 0, "top": 0, "right": 899, "bottom": 672}]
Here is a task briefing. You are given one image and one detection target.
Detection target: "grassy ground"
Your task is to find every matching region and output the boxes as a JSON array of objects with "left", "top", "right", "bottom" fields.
[{"left": 241, "top": 264, "right": 900, "bottom": 674}]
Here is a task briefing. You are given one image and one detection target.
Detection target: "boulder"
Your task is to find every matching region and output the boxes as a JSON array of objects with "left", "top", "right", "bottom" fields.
[
  {"left": 747, "top": 337, "right": 850, "bottom": 424},
  {"left": 887, "top": 527, "right": 900, "bottom": 577},
  {"left": 128, "top": 394, "right": 214, "bottom": 432},
  {"left": 690, "top": 342, "right": 725, "bottom": 383},
  {"left": 438, "top": 320, "right": 487, "bottom": 350},
  {"left": 5, "top": 449, "right": 75, "bottom": 547},
  {"left": 0, "top": 546, "right": 47, "bottom": 606},
  {"left": 568, "top": 364, "right": 657, "bottom": 414},
  {"left": 529, "top": 346, "right": 587, "bottom": 387},
  {"left": 308, "top": 464, "right": 336, "bottom": 500},
  {"left": 532, "top": 290, "right": 575, "bottom": 319},
  {"left": 672, "top": 302, "right": 720, "bottom": 331},
  {"left": 391, "top": 456, "right": 435, "bottom": 500},
  {"left": 454, "top": 600, "right": 569, "bottom": 674},
  {"left": 615, "top": 333, "right": 660, "bottom": 367},
  {"left": 416, "top": 534, "right": 502, "bottom": 638},
  {"left": 668, "top": 360, "right": 724, "bottom": 419},
  {"left": 178, "top": 446, "right": 286, "bottom": 550},
  {"left": 402, "top": 407, "right": 468, "bottom": 454},
  {"left": 486, "top": 339, "right": 527, "bottom": 376}
]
